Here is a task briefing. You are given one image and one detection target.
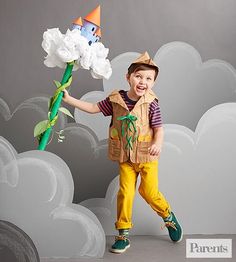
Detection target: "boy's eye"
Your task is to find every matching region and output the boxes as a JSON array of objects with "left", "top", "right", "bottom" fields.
[{"left": 147, "top": 77, "right": 152, "bottom": 81}]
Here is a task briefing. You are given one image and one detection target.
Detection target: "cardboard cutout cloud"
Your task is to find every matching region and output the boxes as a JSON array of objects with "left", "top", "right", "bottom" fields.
[{"left": 0, "top": 136, "right": 105, "bottom": 258}]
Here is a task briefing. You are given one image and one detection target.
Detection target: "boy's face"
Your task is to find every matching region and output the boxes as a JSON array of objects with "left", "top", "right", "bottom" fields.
[{"left": 126, "top": 69, "right": 156, "bottom": 100}]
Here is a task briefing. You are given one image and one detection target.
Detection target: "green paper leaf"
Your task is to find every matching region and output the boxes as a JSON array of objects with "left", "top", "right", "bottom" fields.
[
  {"left": 59, "top": 107, "right": 74, "bottom": 119},
  {"left": 64, "top": 76, "right": 72, "bottom": 89},
  {"left": 34, "top": 120, "right": 49, "bottom": 137},
  {"left": 48, "top": 97, "right": 54, "bottom": 109},
  {"left": 53, "top": 80, "right": 61, "bottom": 88}
]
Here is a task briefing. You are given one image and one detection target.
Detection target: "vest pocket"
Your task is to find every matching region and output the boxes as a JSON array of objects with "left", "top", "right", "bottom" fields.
[
  {"left": 109, "top": 139, "right": 121, "bottom": 158},
  {"left": 136, "top": 141, "right": 152, "bottom": 163},
  {"left": 137, "top": 141, "right": 150, "bottom": 154}
]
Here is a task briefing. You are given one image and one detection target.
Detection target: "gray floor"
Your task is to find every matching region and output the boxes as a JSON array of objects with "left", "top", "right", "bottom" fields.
[{"left": 40, "top": 234, "right": 235, "bottom": 262}]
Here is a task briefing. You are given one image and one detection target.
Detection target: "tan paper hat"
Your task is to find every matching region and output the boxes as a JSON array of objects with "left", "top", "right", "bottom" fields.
[{"left": 131, "top": 51, "right": 158, "bottom": 70}]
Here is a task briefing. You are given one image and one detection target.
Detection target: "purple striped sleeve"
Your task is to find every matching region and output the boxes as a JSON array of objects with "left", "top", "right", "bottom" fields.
[
  {"left": 97, "top": 97, "right": 113, "bottom": 116},
  {"left": 149, "top": 99, "right": 163, "bottom": 128}
]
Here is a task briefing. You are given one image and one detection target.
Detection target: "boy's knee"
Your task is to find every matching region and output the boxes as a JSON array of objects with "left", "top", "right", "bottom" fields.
[
  {"left": 138, "top": 187, "right": 157, "bottom": 203},
  {"left": 138, "top": 187, "right": 149, "bottom": 201}
]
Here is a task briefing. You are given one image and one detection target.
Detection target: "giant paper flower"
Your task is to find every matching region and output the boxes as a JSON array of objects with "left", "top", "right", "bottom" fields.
[{"left": 42, "top": 28, "right": 112, "bottom": 80}]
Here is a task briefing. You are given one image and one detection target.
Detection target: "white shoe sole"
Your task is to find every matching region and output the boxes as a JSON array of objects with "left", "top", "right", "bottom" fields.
[{"left": 109, "top": 244, "right": 130, "bottom": 254}]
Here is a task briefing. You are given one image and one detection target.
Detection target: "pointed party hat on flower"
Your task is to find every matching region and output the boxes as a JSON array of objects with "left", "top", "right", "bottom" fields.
[
  {"left": 84, "top": 5, "right": 101, "bottom": 26},
  {"left": 132, "top": 51, "right": 158, "bottom": 69},
  {"left": 73, "top": 16, "right": 83, "bottom": 26}
]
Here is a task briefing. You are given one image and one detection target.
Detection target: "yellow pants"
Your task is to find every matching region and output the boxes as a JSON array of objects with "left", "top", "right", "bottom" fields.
[{"left": 115, "top": 160, "right": 171, "bottom": 230}]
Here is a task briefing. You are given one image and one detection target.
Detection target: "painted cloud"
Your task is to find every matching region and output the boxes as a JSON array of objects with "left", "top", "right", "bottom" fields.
[
  {"left": 0, "top": 136, "right": 105, "bottom": 258},
  {"left": 80, "top": 103, "right": 236, "bottom": 235},
  {"left": 75, "top": 42, "right": 236, "bottom": 140}
]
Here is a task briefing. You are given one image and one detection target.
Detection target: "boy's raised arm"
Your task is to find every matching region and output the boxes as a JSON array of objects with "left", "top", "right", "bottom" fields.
[{"left": 63, "top": 90, "right": 101, "bottom": 114}]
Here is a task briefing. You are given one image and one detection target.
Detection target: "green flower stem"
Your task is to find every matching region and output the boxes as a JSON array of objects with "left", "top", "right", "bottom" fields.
[{"left": 37, "top": 62, "right": 74, "bottom": 150}]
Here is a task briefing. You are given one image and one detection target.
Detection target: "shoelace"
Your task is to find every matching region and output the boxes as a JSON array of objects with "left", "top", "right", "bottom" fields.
[
  {"left": 115, "top": 235, "right": 129, "bottom": 241},
  {"left": 161, "top": 221, "right": 177, "bottom": 231}
]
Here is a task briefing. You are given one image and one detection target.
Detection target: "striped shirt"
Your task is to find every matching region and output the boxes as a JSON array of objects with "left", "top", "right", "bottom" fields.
[{"left": 97, "top": 90, "right": 162, "bottom": 128}]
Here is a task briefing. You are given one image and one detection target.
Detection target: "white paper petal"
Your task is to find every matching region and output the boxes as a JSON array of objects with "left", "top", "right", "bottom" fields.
[{"left": 42, "top": 28, "right": 112, "bottom": 79}]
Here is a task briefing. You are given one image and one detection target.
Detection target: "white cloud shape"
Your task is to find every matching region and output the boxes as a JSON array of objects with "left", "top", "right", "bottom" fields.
[
  {"left": 75, "top": 41, "right": 236, "bottom": 140},
  {"left": 80, "top": 103, "right": 236, "bottom": 235},
  {"left": 0, "top": 136, "right": 105, "bottom": 258},
  {"left": 42, "top": 28, "right": 112, "bottom": 79}
]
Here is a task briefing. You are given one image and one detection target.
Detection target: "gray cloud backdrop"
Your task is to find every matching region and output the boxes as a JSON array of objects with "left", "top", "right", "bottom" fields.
[{"left": 0, "top": 0, "right": 236, "bottom": 241}]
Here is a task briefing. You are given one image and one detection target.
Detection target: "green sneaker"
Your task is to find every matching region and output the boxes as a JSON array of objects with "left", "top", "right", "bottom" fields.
[
  {"left": 109, "top": 235, "right": 130, "bottom": 254},
  {"left": 163, "top": 212, "right": 183, "bottom": 242}
]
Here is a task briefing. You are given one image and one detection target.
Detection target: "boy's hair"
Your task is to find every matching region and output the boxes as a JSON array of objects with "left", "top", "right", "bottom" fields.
[{"left": 127, "top": 63, "right": 159, "bottom": 80}]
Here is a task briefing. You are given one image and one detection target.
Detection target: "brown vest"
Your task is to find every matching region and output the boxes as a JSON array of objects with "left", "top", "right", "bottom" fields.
[{"left": 108, "top": 90, "right": 159, "bottom": 163}]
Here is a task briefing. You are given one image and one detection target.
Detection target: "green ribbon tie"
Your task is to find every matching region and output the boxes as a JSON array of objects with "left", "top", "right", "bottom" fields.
[{"left": 117, "top": 113, "right": 138, "bottom": 150}]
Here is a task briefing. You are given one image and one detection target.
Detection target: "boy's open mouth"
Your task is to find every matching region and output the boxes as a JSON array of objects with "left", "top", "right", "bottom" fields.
[{"left": 137, "top": 86, "right": 146, "bottom": 91}]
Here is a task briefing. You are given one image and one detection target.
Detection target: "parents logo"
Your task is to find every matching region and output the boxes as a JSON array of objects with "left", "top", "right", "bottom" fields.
[{"left": 186, "top": 239, "right": 232, "bottom": 258}]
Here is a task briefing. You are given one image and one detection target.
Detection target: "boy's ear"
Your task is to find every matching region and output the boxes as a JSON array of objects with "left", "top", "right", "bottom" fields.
[{"left": 126, "top": 73, "right": 130, "bottom": 82}]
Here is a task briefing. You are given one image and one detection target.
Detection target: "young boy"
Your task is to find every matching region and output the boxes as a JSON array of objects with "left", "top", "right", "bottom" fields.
[{"left": 63, "top": 52, "right": 183, "bottom": 254}]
